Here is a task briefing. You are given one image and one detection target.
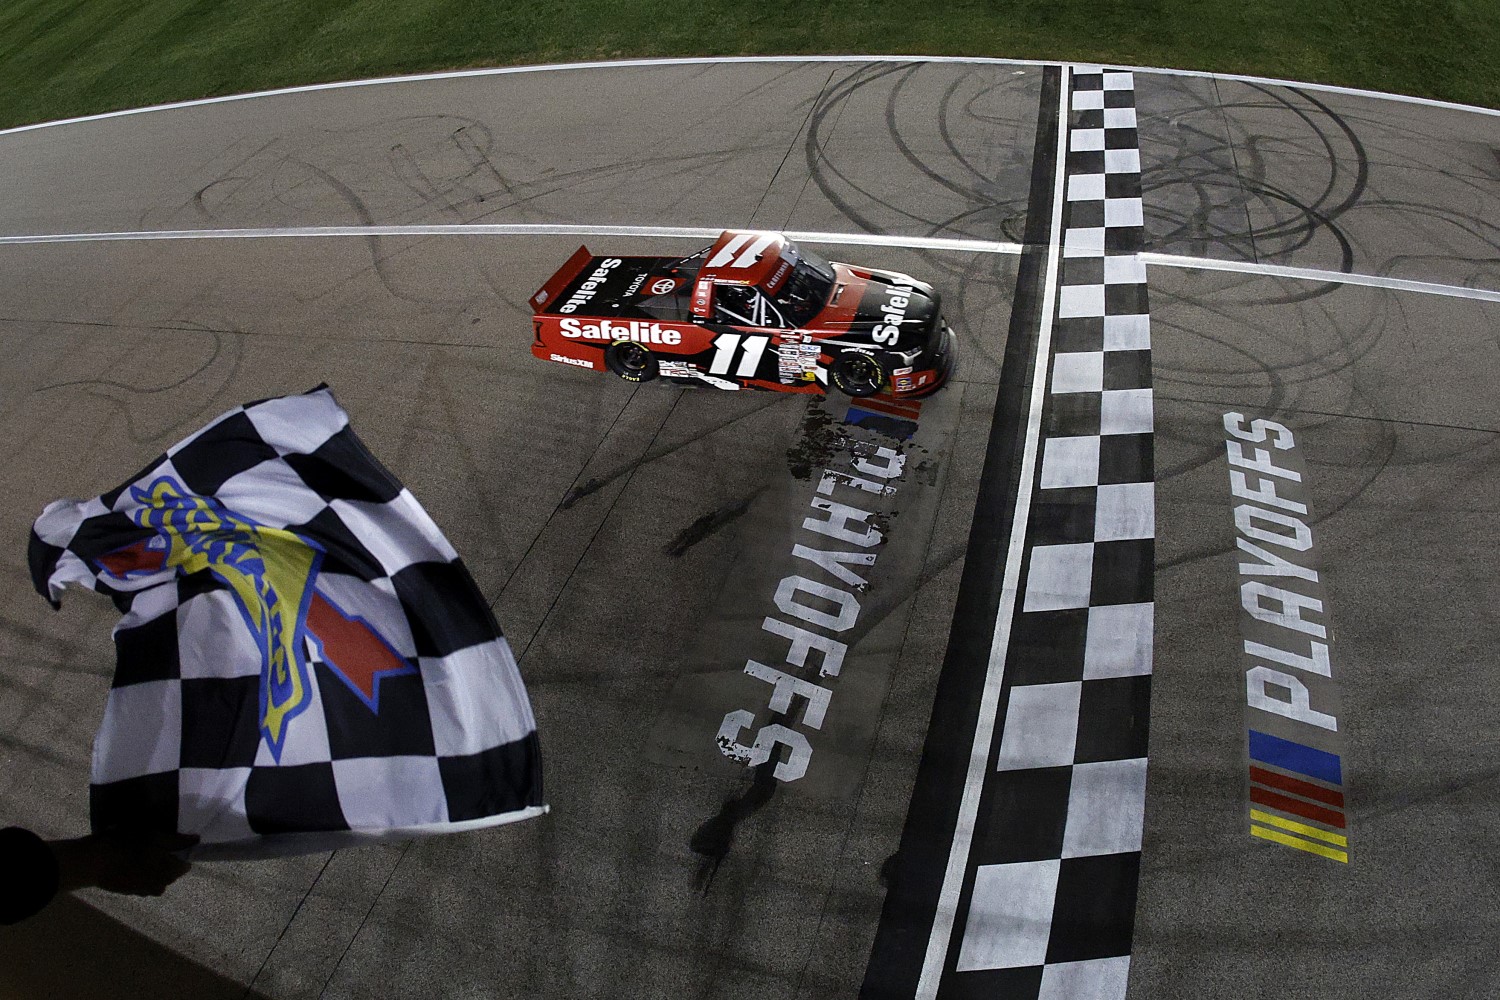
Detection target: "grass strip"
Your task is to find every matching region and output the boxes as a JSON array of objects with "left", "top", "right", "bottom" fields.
[{"left": 1, "top": 0, "right": 1497, "bottom": 129}]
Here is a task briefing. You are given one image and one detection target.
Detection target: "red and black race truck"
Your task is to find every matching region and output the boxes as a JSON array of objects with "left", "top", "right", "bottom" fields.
[{"left": 529, "top": 230, "right": 956, "bottom": 397}]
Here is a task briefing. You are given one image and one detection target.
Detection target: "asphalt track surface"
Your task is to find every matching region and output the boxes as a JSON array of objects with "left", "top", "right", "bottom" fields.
[{"left": 0, "top": 59, "right": 1496, "bottom": 999}]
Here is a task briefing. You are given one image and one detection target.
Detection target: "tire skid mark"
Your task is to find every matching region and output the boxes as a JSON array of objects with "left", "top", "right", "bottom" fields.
[
  {"left": 1143, "top": 74, "right": 1500, "bottom": 297},
  {"left": 662, "top": 490, "right": 765, "bottom": 559}
]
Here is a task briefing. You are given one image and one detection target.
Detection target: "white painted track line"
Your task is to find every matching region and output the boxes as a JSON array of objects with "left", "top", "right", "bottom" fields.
[
  {"left": 0, "top": 224, "right": 1021, "bottom": 257},
  {"left": 1140, "top": 253, "right": 1500, "bottom": 304},
  {"left": 914, "top": 64, "right": 1072, "bottom": 1000},
  {"left": 1, "top": 55, "right": 1494, "bottom": 140},
  {"left": 3, "top": 224, "right": 1494, "bottom": 305}
]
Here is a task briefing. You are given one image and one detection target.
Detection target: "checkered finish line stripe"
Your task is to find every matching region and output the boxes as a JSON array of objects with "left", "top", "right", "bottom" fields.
[{"left": 938, "top": 68, "right": 1154, "bottom": 999}]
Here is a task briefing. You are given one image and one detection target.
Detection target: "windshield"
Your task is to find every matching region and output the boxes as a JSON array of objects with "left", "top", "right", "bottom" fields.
[
  {"left": 775, "top": 252, "right": 836, "bottom": 326},
  {"left": 667, "top": 247, "right": 709, "bottom": 281}
]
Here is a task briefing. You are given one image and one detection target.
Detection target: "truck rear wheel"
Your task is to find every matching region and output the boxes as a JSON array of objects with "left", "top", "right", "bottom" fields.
[
  {"left": 829, "top": 350, "right": 886, "bottom": 397},
  {"left": 604, "top": 340, "right": 658, "bottom": 383}
]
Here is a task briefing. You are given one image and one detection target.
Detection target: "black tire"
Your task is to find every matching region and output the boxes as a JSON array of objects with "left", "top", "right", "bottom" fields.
[
  {"left": 829, "top": 350, "right": 886, "bottom": 397},
  {"left": 604, "top": 340, "right": 658, "bottom": 383}
]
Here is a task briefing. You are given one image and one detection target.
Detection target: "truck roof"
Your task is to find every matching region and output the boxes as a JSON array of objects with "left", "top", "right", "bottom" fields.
[
  {"left": 531, "top": 231, "right": 808, "bottom": 321},
  {"left": 697, "top": 231, "right": 799, "bottom": 293}
]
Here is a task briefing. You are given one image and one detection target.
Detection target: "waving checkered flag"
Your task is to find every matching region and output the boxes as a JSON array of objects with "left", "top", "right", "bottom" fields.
[{"left": 29, "top": 387, "right": 544, "bottom": 858}]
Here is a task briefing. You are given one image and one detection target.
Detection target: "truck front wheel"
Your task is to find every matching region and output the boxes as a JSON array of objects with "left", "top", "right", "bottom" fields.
[{"left": 829, "top": 350, "right": 886, "bottom": 397}]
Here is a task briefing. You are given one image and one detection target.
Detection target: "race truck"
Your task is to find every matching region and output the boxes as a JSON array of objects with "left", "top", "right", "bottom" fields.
[{"left": 529, "top": 230, "right": 956, "bottom": 397}]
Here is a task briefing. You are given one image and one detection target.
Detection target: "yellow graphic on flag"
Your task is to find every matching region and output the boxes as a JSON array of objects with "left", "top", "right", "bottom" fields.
[{"left": 129, "top": 477, "right": 322, "bottom": 757}]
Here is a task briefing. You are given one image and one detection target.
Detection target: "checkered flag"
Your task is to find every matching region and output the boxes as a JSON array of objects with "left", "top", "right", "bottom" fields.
[{"left": 29, "top": 387, "right": 544, "bottom": 859}]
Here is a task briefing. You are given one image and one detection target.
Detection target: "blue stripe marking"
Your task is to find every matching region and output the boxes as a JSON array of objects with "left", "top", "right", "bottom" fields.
[
  {"left": 1248, "top": 730, "right": 1343, "bottom": 785},
  {"left": 845, "top": 407, "right": 918, "bottom": 440}
]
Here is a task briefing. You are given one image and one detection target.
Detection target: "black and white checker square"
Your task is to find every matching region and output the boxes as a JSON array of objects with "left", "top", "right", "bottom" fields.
[
  {"left": 1023, "top": 537, "right": 1155, "bottom": 611},
  {"left": 1039, "top": 434, "right": 1154, "bottom": 490},
  {"left": 952, "top": 855, "right": 1139, "bottom": 983},
  {"left": 1054, "top": 314, "right": 1152, "bottom": 356},
  {"left": 1051, "top": 352, "right": 1151, "bottom": 397},
  {"left": 32, "top": 386, "right": 544, "bottom": 857},
  {"left": 1007, "top": 601, "right": 1155, "bottom": 687},
  {"left": 1043, "top": 389, "right": 1154, "bottom": 440}
]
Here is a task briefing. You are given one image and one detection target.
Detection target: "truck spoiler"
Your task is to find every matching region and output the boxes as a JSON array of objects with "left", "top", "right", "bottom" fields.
[{"left": 530, "top": 245, "right": 593, "bottom": 314}]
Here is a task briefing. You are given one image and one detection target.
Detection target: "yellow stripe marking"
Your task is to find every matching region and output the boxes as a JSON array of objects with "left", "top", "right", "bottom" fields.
[
  {"left": 1250, "top": 809, "right": 1349, "bottom": 847},
  {"left": 1250, "top": 824, "right": 1349, "bottom": 863}
]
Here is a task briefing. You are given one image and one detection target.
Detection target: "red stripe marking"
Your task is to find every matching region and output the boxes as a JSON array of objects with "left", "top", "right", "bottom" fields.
[
  {"left": 742, "top": 378, "right": 820, "bottom": 394},
  {"left": 1250, "top": 766, "right": 1346, "bottom": 807},
  {"left": 852, "top": 396, "right": 923, "bottom": 418},
  {"left": 306, "top": 592, "right": 407, "bottom": 702},
  {"left": 1249, "top": 787, "right": 1346, "bottom": 829},
  {"left": 97, "top": 539, "right": 165, "bottom": 577},
  {"left": 884, "top": 396, "right": 924, "bottom": 416}
]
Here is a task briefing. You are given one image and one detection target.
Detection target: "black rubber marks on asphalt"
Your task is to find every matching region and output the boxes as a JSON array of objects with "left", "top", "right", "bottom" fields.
[{"left": 862, "top": 67, "right": 1157, "bottom": 1000}]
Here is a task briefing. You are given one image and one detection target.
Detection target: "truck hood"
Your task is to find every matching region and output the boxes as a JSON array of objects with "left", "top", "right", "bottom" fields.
[{"left": 835, "top": 265, "right": 941, "bottom": 340}]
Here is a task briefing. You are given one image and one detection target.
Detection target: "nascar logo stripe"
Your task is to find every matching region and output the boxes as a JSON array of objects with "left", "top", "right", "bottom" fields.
[
  {"left": 1250, "top": 815, "right": 1349, "bottom": 863},
  {"left": 1248, "top": 765, "right": 1345, "bottom": 807},
  {"left": 1248, "top": 729, "right": 1343, "bottom": 785},
  {"left": 1245, "top": 731, "right": 1349, "bottom": 862}
]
